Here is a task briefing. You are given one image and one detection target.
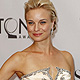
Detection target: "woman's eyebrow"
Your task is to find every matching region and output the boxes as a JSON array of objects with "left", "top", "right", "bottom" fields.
[
  {"left": 26, "top": 20, "right": 33, "bottom": 22},
  {"left": 40, "top": 19, "right": 48, "bottom": 21},
  {"left": 26, "top": 19, "right": 48, "bottom": 22}
]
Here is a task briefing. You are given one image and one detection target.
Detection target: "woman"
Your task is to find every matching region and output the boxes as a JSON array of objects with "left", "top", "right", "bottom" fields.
[{"left": 0, "top": 0, "right": 74, "bottom": 80}]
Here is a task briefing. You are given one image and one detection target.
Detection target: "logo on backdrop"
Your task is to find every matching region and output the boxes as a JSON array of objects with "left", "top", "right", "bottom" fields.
[
  {"left": 75, "top": 69, "right": 80, "bottom": 79},
  {"left": 0, "top": 18, "right": 27, "bottom": 39}
]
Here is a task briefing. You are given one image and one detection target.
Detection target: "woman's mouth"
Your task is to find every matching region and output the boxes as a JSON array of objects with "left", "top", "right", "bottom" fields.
[{"left": 33, "top": 33, "right": 43, "bottom": 37}]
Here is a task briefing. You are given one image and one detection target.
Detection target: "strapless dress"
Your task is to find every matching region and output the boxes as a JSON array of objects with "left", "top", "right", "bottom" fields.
[{"left": 20, "top": 67, "right": 71, "bottom": 80}]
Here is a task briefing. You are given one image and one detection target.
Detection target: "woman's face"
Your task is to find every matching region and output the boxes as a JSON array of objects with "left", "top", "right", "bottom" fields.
[{"left": 26, "top": 8, "right": 54, "bottom": 42}]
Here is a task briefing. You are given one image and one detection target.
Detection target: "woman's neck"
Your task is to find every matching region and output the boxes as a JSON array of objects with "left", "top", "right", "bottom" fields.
[{"left": 31, "top": 36, "right": 54, "bottom": 55}]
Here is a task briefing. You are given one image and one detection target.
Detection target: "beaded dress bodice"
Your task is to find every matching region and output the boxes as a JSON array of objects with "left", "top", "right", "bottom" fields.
[{"left": 20, "top": 67, "right": 71, "bottom": 80}]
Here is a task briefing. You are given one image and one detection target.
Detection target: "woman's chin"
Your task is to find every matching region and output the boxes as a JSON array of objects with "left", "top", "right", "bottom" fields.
[
  {"left": 32, "top": 38, "right": 44, "bottom": 42},
  {"left": 31, "top": 37, "right": 49, "bottom": 42}
]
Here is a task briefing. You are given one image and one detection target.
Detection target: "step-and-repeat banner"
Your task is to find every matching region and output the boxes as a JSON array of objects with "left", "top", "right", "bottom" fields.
[{"left": 0, "top": 0, "right": 80, "bottom": 80}]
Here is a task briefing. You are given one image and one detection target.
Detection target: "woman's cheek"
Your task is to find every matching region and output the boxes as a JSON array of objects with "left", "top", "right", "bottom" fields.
[
  {"left": 27, "top": 26, "right": 34, "bottom": 32},
  {"left": 42, "top": 25, "right": 50, "bottom": 31}
]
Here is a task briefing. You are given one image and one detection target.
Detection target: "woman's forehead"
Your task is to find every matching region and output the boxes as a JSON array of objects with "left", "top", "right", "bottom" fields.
[{"left": 26, "top": 8, "right": 51, "bottom": 21}]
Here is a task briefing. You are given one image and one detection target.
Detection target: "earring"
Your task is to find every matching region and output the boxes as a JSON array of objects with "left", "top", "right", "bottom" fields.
[{"left": 51, "top": 28, "right": 54, "bottom": 35}]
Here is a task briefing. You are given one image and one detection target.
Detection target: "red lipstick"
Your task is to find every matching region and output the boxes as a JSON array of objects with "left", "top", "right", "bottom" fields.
[{"left": 33, "top": 33, "right": 42, "bottom": 37}]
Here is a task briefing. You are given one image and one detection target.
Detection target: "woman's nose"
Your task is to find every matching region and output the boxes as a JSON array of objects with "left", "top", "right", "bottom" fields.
[{"left": 34, "top": 23, "right": 40, "bottom": 31}]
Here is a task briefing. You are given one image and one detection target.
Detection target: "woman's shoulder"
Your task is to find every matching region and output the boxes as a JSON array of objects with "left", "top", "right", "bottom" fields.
[
  {"left": 5, "top": 50, "right": 28, "bottom": 65},
  {"left": 55, "top": 48, "right": 73, "bottom": 60},
  {"left": 60, "top": 51, "right": 73, "bottom": 59},
  {"left": 60, "top": 51, "right": 74, "bottom": 67},
  {"left": 5, "top": 51, "right": 24, "bottom": 65},
  {"left": 11, "top": 50, "right": 30, "bottom": 61}
]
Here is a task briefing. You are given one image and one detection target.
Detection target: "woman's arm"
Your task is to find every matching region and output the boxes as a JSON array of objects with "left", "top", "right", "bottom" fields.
[
  {"left": 61, "top": 51, "right": 75, "bottom": 80},
  {"left": 67, "top": 52, "right": 75, "bottom": 80},
  {"left": 0, "top": 52, "right": 21, "bottom": 80}
]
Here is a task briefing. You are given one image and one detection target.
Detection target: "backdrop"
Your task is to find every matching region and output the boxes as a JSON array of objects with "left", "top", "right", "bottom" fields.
[{"left": 0, "top": 0, "right": 80, "bottom": 80}]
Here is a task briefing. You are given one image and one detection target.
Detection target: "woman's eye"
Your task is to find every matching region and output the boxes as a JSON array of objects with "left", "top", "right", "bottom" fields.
[
  {"left": 40, "top": 21, "right": 46, "bottom": 24},
  {"left": 28, "top": 22, "right": 34, "bottom": 24}
]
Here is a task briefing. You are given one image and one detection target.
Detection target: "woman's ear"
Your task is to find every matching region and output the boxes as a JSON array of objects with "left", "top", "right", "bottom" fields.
[{"left": 51, "top": 20, "right": 55, "bottom": 29}]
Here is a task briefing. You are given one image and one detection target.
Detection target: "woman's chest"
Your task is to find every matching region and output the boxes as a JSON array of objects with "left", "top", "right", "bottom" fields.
[
  {"left": 19, "top": 60, "right": 71, "bottom": 80},
  {"left": 17, "top": 53, "right": 71, "bottom": 79}
]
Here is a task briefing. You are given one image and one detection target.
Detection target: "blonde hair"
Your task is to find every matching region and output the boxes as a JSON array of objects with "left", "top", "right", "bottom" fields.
[{"left": 24, "top": 0, "right": 57, "bottom": 31}]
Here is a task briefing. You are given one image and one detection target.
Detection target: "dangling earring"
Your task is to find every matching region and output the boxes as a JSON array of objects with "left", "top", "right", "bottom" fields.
[{"left": 51, "top": 27, "right": 54, "bottom": 35}]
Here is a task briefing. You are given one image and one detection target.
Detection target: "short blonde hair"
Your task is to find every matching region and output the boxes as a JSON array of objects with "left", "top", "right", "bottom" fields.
[{"left": 24, "top": 0, "right": 57, "bottom": 31}]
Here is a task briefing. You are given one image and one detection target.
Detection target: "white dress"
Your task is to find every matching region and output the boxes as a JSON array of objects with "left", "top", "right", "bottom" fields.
[{"left": 20, "top": 67, "right": 71, "bottom": 80}]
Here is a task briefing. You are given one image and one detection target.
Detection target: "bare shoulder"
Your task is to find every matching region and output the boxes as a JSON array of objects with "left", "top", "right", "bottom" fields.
[
  {"left": 7, "top": 51, "right": 23, "bottom": 63},
  {"left": 60, "top": 51, "right": 74, "bottom": 61},
  {"left": 0, "top": 51, "right": 27, "bottom": 70},
  {"left": 60, "top": 51, "right": 73, "bottom": 58},
  {"left": 0, "top": 51, "right": 22, "bottom": 68},
  {"left": 0, "top": 50, "right": 30, "bottom": 79},
  {"left": 0, "top": 51, "right": 24, "bottom": 79},
  {"left": 60, "top": 51, "right": 74, "bottom": 67},
  {"left": 8, "top": 51, "right": 30, "bottom": 63}
]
